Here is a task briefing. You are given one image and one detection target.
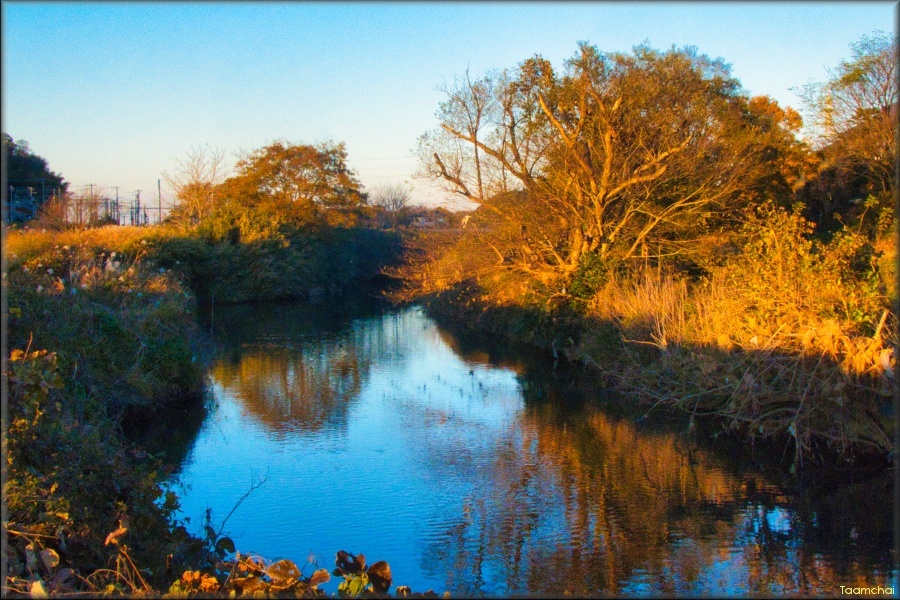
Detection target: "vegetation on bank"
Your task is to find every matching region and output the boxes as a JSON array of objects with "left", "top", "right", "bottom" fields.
[
  {"left": 419, "top": 200, "right": 895, "bottom": 464},
  {"left": 3, "top": 221, "right": 436, "bottom": 597},
  {"left": 5, "top": 228, "right": 208, "bottom": 596},
  {"left": 401, "top": 33, "right": 898, "bottom": 465},
  {"left": 2, "top": 139, "right": 417, "bottom": 597}
]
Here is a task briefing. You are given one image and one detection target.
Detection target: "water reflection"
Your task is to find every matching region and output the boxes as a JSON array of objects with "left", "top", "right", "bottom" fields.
[
  {"left": 206, "top": 298, "right": 415, "bottom": 435},
  {"left": 212, "top": 343, "right": 365, "bottom": 434},
  {"left": 416, "top": 400, "right": 893, "bottom": 595},
  {"left": 172, "top": 300, "right": 895, "bottom": 596}
]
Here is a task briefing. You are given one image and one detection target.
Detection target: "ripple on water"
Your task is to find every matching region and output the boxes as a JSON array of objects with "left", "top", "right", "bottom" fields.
[{"left": 167, "top": 301, "right": 895, "bottom": 597}]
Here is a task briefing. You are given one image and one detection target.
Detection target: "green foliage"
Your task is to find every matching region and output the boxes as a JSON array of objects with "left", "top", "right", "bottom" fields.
[
  {"left": 5, "top": 348, "right": 202, "bottom": 597},
  {"left": 569, "top": 252, "right": 616, "bottom": 300},
  {"left": 339, "top": 574, "right": 371, "bottom": 598},
  {"left": 3, "top": 132, "right": 68, "bottom": 198},
  {"left": 148, "top": 227, "right": 402, "bottom": 304},
  {"left": 4, "top": 230, "right": 213, "bottom": 596},
  {"left": 333, "top": 551, "right": 393, "bottom": 598},
  {"left": 6, "top": 243, "right": 205, "bottom": 413}
]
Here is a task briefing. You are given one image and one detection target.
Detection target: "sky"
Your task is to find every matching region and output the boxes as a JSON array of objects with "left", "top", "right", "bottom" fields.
[{"left": 3, "top": 1, "right": 896, "bottom": 216}]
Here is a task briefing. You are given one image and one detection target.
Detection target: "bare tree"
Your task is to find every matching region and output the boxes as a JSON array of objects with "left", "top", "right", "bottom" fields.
[
  {"left": 798, "top": 31, "right": 897, "bottom": 196},
  {"left": 163, "top": 145, "right": 228, "bottom": 225},
  {"left": 369, "top": 182, "right": 411, "bottom": 228},
  {"left": 415, "top": 69, "right": 513, "bottom": 204}
]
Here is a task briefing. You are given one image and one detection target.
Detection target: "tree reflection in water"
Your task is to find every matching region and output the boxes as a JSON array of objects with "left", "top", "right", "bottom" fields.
[
  {"left": 211, "top": 343, "right": 363, "bottom": 434},
  {"left": 188, "top": 301, "right": 894, "bottom": 596},
  {"left": 414, "top": 401, "right": 893, "bottom": 596},
  {"left": 205, "top": 299, "right": 421, "bottom": 435}
]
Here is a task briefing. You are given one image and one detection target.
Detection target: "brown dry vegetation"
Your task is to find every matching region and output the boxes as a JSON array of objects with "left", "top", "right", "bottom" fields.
[
  {"left": 406, "top": 33, "right": 898, "bottom": 467},
  {"left": 410, "top": 201, "right": 897, "bottom": 465},
  {"left": 575, "top": 204, "right": 896, "bottom": 462}
]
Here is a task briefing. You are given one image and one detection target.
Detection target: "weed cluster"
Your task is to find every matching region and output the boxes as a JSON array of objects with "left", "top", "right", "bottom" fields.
[
  {"left": 5, "top": 226, "right": 209, "bottom": 596},
  {"left": 4, "top": 346, "right": 203, "bottom": 597},
  {"left": 6, "top": 227, "right": 204, "bottom": 414},
  {"left": 576, "top": 203, "right": 896, "bottom": 462},
  {"left": 418, "top": 202, "right": 896, "bottom": 464}
]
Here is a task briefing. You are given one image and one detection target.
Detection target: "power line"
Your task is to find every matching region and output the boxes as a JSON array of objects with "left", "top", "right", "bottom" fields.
[{"left": 349, "top": 155, "right": 416, "bottom": 162}]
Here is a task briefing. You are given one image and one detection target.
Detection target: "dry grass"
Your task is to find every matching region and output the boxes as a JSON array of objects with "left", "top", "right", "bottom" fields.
[
  {"left": 4, "top": 224, "right": 177, "bottom": 269},
  {"left": 573, "top": 210, "right": 896, "bottom": 461}
]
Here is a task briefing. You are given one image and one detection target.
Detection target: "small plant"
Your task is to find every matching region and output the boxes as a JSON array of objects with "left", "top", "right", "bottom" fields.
[
  {"left": 332, "top": 550, "right": 393, "bottom": 598},
  {"left": 164, "top": 554, "right": 331, "bottom": 598},
  {"left": 569, "top": 251, "right": 617, "bottom": 301},
  {"left": 195, "top": 471, "right": 267, "bottom": 570}
]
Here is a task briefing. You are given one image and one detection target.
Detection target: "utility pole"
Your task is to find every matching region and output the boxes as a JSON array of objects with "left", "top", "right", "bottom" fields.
[
  {"left": 135, "top": 190, "right": 141, "bottom": 226},
  {"left": 158, "top": 179, "right": 162, "bottom": 224}
]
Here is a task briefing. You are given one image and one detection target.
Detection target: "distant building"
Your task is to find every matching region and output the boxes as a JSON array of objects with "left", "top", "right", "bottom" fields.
[
  {"left": 411, "top": 215, "right": 448, "bottom": 228},
  {"left": 5, "top": 185, "right": 42, "bottom": 223}
]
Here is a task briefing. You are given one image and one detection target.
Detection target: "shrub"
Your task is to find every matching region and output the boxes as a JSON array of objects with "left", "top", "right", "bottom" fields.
[
  {"left": 6, "top": 240, "right": 204, "bottom": 414},
  {"left": 5, "top": 348, "right": 202, "bottom": 596},
  {"left": 577, "top": 202, "right": 896, "bottom": 461}
]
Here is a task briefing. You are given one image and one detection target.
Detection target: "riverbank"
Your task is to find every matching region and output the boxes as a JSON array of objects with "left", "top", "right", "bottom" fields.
[
  {"left": 5, "top": 226, "right": 209, "bottom": 596},
  {"left": 418, "top": 210, "right": 897, "bottom": 468},
  {"left": 3, "top": 223, "right": 405, "bottom": 597},
  {"left": 5, "top": 219, "right": 893, "bottom": 595}
]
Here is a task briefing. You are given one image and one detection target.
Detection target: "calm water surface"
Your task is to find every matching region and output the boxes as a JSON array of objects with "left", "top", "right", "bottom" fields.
[{"left": 165, "top": 298, "right": 896, "bottom": 597}]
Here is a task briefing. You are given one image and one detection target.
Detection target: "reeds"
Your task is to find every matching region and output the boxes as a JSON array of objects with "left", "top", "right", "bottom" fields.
[{"left": 574, "top": 206, "right": 896, "bottom": 462}]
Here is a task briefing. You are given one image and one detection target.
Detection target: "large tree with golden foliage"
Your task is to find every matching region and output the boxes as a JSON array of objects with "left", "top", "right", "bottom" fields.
[
  {"left": 417, "top": 43, "right": 809, "bottom": 291},
  {"left": 214, "top": 140, "right": 365, "bottom": 240}
]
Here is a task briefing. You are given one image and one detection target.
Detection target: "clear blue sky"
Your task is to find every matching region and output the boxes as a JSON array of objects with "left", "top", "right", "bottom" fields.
[{"left": 3, "top": 1, "right": 895, "bottom": 212}]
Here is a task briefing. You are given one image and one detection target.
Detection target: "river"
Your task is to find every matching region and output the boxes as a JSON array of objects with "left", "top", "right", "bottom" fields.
[{"left": 162, "top": 297, "right": 896, "bottom": 596}]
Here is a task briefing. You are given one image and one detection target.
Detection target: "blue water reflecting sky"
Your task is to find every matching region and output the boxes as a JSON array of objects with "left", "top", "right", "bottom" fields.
[{"left": 169, "top": 303, "right": 895, "bottom": 596}]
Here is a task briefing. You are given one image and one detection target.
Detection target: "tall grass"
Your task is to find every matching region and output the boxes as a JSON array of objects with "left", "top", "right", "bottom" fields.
[
  {"left": 6, "top": 226, "right": 205, "bottom": 413},
  {"left": 575, "top": 205, "right": 896, "bottom": 462},
  {"left": 5, "top": 224, "right": 176, "bottom": 268}
]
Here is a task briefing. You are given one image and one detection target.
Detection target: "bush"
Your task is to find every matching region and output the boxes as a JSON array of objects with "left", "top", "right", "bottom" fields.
[
  {"left": 7, "top": 241, "right": 204, "bottom": 414},
  {"left": 569, "top": 252, "right": 617, "bottom": 300},
  {"left": 576, "top": 202, "right": 896, "bottom": 461},
  {"left": 5, "top": 348, "right": 203, "bottom": 596}
]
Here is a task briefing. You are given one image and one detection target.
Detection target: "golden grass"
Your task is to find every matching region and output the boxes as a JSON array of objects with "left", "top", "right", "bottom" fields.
[
  {"left": 575, "top": 257, "right": 895, "bottom": 459},
  {"left": 4, "top": 224, "right": 178, "bottom": 268}
]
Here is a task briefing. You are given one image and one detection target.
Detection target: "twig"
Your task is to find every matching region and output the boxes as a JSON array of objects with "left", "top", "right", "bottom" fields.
[
  {"left": 24, "top": 331, "right": 34, "bottom": 358},
  {"left": 215, "top": 469, "right": 269, "bottom": 539},
  {"left": 782, "top": 351, "right": 827, "bottom": 464},
  {"left": 873, "top": 309, "right": 890, "bottom": 341},
  {"left": 118, "top": 546, "right": 150, "bottom": 592}
]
